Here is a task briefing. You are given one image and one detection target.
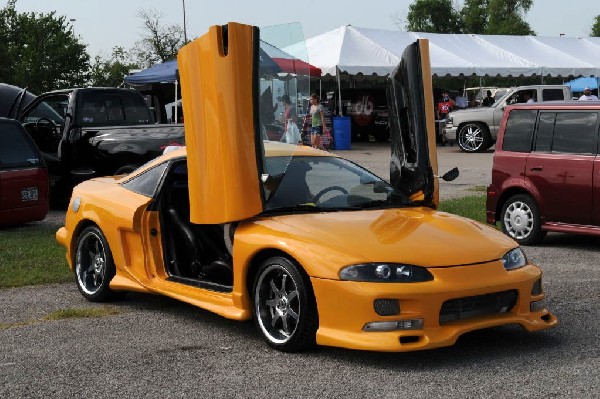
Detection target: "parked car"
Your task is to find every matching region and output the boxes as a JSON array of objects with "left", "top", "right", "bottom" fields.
[
  {"left": 13, "top": 87, "right": 185, "bottom": 201},
  {"left": 487, "top": 101, "right": 600, "bottom": 245},
  {"left": 56, "top": 23, "right": 556, "bottom": 353},
  {"left": 445, "top": 85, "right": 572, "bottom": 152},
  {"left": 0, "top": 117, "right": 49, "bottom": 227}
]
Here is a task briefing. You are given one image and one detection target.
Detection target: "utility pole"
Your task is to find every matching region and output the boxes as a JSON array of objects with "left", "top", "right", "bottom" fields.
[{"left": 182, "top": 0, "right": 188, "bottom": 43}]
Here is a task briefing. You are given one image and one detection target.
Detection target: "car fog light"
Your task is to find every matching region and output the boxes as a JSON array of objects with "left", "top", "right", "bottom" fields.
[
  {"left": 530, "top": 300, "right": 546, "bottom": 312},
  {"left": 531, "top": 278, "right": 543, "bottom": 296},
  {"left": 363, "top": 319, "right": 424, "bottom": 332}
]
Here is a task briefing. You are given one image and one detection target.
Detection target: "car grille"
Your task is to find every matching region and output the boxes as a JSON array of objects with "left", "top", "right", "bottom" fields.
[{"left": 439, "top": 290, "right": 518, "bottom": 325}]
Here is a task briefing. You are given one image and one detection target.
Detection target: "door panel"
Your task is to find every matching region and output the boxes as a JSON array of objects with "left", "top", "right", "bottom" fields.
[
  {"left": 526, "top": 154, "right": 593, "bottom": 225},
  {"left": 178, "top": 23, "right": 264, "bottom": 224},
  {"left": 386, "top": 39, "right": 438, "bottom": 207}
]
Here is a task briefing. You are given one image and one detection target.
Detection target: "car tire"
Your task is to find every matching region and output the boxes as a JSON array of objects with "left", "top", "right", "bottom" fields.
[
  {"left": 501, "top": 194, "right": 546, "bottom": 245},
  {"left": 457, "top": 122, "right": 490, "bottom": 153},
  {"left": 252, "top": 256, "right": 318, "bottom": 352},
  {"left": 75, "top": 225, "right": 124, "bottom": 302}
]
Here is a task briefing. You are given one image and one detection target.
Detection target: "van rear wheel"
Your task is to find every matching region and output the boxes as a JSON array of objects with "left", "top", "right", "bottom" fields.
[
  {"left": 501, "top": 194, "right": 546, "bottom": 245},
  {"left": 457, "top": 122, "right": 490, "bottom": 153}
]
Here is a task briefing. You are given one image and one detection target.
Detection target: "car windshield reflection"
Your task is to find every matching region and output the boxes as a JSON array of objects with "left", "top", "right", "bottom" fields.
[{"left": 263, "top": 156, "right": 413, "bottom": 212}]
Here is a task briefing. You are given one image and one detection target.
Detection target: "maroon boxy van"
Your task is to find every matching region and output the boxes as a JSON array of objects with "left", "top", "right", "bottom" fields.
[
  {"left": 0, "top": 117, "right": 49, "bottom": 227},
  {"left": 486, "top": 101, "right": 600, "bottom": 245}
]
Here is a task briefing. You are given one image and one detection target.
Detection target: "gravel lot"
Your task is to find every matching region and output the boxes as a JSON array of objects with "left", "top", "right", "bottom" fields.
[{"left": 2, "top": 142, "right": 598, "bottom": 398}]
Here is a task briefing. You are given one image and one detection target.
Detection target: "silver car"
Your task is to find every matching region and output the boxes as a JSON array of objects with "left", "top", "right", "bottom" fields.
[{"left": 445, "top": 85, "right": 572, "bottom": 152}]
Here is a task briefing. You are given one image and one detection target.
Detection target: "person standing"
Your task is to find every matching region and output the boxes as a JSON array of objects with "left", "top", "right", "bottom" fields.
[
  {"left": 579, "top": 87, "right": 599, "bottom": 101},
  {"left": 309, "top": 94, "right": 327, "bottom": 149},
  {"left": 436, "top": 91, "right": 455, "bottom": 120}
]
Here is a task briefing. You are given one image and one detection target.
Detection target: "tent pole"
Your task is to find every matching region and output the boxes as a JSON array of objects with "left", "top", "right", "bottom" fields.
[
  {"left": 174, "top": 80, "right": 179, "bottom": 123},
  {"left": 337, "top": 67, "right": 342, "bottom": 116}
]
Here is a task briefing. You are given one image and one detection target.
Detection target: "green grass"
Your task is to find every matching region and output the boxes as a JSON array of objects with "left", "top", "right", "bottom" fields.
[
  {"left": 0, "top": 224, "right": 72, "bottom": 288},
  {"left": 0, "top": 306, "right": 122, "bottom": 330},
  {"left": 438, "top": 193, "right": 489, "bottom": 224},
  {"left": 1, "top": 193, "right": 491, "bottom": 289}
]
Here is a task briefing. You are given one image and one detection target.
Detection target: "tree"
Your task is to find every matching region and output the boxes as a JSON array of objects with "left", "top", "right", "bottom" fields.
[
  {"left": 485, "top": 0, "right": 534, "bottom": 35},
  {"left": 0, "top": 0, "right": 90, "bottom": 93},
  {"left": 460, "top": 0, "right": 534, "bottom": 35},
  {"left": 131, "top": 8, "right": 186, "bottom": 68},
  {"left": 460, "top": 0, "right": 490, "bottom": 34},
  {"left": 591, "top": 15, "right": 600, "bottom": 36},
  {"left": 90, "top": 47, "right": 139, "bottom": 87},
  {"left": 406, "top": 0, "right": 462, "bottom": 33}
]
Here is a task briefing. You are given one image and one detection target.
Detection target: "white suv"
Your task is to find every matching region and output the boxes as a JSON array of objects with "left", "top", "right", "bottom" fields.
[{"left": 445, "top": 85, "right": 572, "bottom": 152}]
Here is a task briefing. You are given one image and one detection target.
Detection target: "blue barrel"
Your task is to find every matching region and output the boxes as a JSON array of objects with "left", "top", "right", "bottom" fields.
[{"left": 333, "top": 116, "right": 351, "bottom": 150}]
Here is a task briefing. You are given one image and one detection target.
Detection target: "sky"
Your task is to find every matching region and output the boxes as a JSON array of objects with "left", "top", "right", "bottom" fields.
[{"left": 9, "top": 0, "right": 600, "bottom": 58}]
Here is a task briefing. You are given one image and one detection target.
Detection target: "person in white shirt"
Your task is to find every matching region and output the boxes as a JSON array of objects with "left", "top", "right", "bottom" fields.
[
  {"left": 523, "top": 92, "right": 535, "bottom": 103},
  {"left": 578, "top": 87, "right": 599, "bottom": 101}
]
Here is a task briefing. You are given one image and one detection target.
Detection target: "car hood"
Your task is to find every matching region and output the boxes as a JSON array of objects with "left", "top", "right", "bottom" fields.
[
  {"left": 450, "top": 107, "right": 495, "bottom": 117},
  {"left": 270, "top": 208, "right": 516, "bottom": 267}
]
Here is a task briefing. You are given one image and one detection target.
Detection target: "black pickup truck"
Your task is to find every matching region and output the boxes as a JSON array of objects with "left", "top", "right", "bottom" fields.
[{"left": 8, "top": 87, "right": 184, "bottom": 198}]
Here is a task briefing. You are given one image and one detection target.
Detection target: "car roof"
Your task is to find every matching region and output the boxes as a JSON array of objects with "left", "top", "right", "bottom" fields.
[{"left": 506, "top": 101, "right": 600, "bottom": 112}]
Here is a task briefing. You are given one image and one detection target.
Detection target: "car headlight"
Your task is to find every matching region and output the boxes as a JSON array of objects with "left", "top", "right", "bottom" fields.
[
  {"left": 445, "top": 116, "right": 453, "bottom": 126},
  {"left": 501, "top": 247, "right": 527, "bottom": 270},
  {"left": 339, "top": 263, "right": 433, "bottom": 282}
]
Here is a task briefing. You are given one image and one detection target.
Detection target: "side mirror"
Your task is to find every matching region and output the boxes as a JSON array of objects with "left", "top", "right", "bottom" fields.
[{"left": 441, "top": 167, "right": 459, "bottom": 182}]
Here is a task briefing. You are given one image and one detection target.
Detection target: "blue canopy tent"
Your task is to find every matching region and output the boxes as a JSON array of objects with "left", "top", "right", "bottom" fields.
[
  {"left": 124, "top": 60, "right": 179, "bottom": 85},
  {"left": 565, "top": 76, "right": 600, "bottom": 93}
]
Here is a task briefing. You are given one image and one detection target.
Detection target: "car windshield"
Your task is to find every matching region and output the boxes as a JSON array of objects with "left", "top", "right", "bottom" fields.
[
  {"left": 264, "top": 156, "right": 412, "bottom": 212},
  {"left": 493, "top": 89, "right": 512, "bottom": 105}
]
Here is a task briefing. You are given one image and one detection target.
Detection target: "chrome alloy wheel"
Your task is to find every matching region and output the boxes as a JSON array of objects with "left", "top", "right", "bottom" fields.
[
  {"left": 255, "top": 264, "right": 301, "bottom": 344},
  {"left": 458, "top": 124, "right": 484, "bottom": 152},
  {"left": 503, "top": 200, "right": 534, "bottom": 241},
  {"left": 76, "top": 230, "right": 108, "bottom": 296}
]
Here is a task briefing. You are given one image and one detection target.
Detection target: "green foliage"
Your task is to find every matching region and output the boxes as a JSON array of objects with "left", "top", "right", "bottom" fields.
[
  {"left": 460, "top": 0, "right": 491, "bottom": 34},
  {"left": 406, "top": 0, "right": 461, "bottom": 33},
  {"left": 486, "top": 0, "right": 534, "bottom": 35},
  {"left": 90, "top": 46, "right": 139, "bottom": 87},
  {"left": 591, "top": 15, "right": 600, "bottom": 37},
  {"left": 0, "top": 0, "right": 90, "bottom": 93},
  {"left": 407, "top": 0, "right": 535, "bottom": 35},
  {"left": 131, "top": 8, "right": 186, "bottom": 68},
  {"left": 0, "top": 224, "right": 71, "bottom": 288}
]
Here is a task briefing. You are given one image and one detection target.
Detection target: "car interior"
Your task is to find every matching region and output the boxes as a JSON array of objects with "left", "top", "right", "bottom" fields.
[{"left": 159, "top": 160, "right": 235, "bottom": 291}]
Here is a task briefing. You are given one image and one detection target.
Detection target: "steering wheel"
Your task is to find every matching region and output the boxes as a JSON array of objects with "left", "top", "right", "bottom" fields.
[
  {"left": 35, "top": 118, "right": 61, "bottom": 140},
  {"left": 313, "top": 186, "right": 349, "bottom": 203}
]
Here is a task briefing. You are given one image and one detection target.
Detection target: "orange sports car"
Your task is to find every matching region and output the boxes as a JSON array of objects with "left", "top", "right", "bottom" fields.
[{"left": 56, "top": 22, "right": 557, "bottom": 352}]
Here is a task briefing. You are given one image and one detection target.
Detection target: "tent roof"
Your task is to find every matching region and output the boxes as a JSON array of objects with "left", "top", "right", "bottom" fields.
[
  {"left": 304, "top": 25, "right": 600, "bottom": 77},
  {"left": 124, "top": 60, "right": 178, "bottom": 85}
]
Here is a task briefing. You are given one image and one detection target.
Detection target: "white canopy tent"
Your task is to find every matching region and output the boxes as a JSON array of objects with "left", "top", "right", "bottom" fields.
[{"left": 302, "top": 25, "right": 600, "bottom": 78}]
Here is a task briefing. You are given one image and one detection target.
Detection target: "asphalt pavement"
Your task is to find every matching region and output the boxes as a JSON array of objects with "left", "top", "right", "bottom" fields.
[{"left": 1, "top": 142, "right": 599, "bottom": 398}]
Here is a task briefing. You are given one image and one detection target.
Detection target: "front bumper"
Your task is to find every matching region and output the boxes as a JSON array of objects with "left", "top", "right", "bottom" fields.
[
  {"left": 311, "top": 262, "right": 557, "bottom": 352},
  {"left": 444, "top": 125, "right": 458, "bottom": 142}
]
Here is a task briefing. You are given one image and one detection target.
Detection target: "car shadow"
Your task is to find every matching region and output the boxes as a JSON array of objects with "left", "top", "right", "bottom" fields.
[{"left": 108, "top": 291, "right": 567, "bottom": 367}]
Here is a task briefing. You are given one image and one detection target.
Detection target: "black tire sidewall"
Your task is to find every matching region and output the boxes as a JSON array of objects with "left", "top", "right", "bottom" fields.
[
  {"left": 75, "top": 226, "right": 118, "bottom": 302},
  {"left": 458, "top": 122, "right": 489, "bottom": 153},
  {"left": 252, "top": 256, "right": 317, "bottom": 352},
  {"left": 501, "top": 194, "right": 544, "bottom": 245}
]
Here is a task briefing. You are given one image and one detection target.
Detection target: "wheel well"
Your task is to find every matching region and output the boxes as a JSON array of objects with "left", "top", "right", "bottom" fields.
[
  {"left": 495, "top": 187, "right": 534, "bottom": 222},
  {"left": 70, "top": 219, "right": 99, "bottom": 264},
  {"left": 245, "top": 249, "right": 317, "bottom": 312}
]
